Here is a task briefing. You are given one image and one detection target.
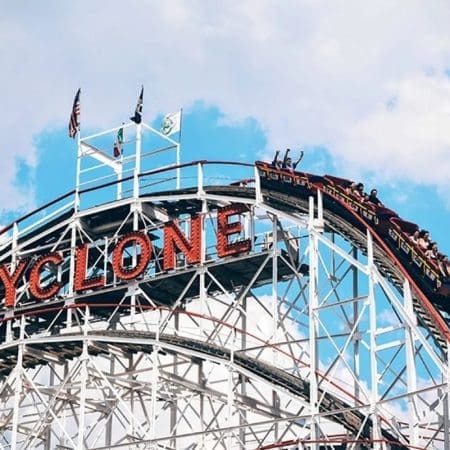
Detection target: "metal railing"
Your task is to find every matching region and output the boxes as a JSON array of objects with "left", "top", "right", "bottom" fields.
[{"left": 0, "top": 160, "right": 258, "bottom": 255}]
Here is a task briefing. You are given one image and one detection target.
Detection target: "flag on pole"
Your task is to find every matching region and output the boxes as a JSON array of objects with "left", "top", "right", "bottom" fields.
[
  {"left": 113, "top": 127, "right": 124, "bottom": 157},
  {"left": 160, "top": 110, "right": 181, "bottom": 136},
  {"left": 130, "top": 86, "right": 144, "bottom": 124},
  {"left": 68, "top": 88, "right": 81, "bottom": 138}
]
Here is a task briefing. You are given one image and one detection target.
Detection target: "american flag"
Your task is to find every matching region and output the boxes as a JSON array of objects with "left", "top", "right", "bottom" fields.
[{"left": 68, "top": 88, "right": 81, "bottom": 138}]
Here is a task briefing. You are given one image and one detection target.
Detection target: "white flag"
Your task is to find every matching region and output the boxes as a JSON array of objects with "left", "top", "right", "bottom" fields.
[{"left": 161, "top": 110, "right": 181, "bottom": 136}]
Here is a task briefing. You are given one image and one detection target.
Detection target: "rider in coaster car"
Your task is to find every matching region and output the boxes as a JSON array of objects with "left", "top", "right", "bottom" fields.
[
  {"left": 368, "top": 188, "right": 383, "bottom": 206},
  {"left": 409, "top": 229, "right": 420, "bottom": 245},
  {"left": 282, "top": 148, "right": 304, "bottom": 172},
  {"left": 271, "top": 150, "right": 283, "bottom": 169},
  {"left": 438, "top": 255, "right": 450, "bottom": 279},
  {"left": 352, "top": 182, "right": 365, "bottom": 199},
  {"left": 418, "top": 230, "right": 430, "bottom": 251},
  {"left": 425, "top": 242, "right": 439, "bottom": 260}
]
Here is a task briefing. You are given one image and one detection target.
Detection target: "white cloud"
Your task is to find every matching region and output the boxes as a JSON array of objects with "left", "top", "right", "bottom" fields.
[
  {"left": 1, "top": 0, "right": 450, "bottom": 216},
  {"left": 337, "top": 73, "right": 450, "bottom": 184}
]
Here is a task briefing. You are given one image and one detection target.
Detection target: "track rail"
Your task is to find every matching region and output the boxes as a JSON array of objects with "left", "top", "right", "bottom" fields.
[
  {"left": 0, "top": 327, "right": 407, "bottom": 447},
  {"left": 263, "top": 188, "right": 449, "bottom": 352}
]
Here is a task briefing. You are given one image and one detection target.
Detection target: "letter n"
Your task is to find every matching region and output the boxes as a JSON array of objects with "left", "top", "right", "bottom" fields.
[{"left": 163, "top": 215, "right": 202, "bottom": 271}]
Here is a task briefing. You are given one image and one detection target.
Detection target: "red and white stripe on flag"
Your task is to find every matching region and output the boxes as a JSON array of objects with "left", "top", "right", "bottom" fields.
[{"left": 69, "top": 89, "right": 81, "bottom": 138}]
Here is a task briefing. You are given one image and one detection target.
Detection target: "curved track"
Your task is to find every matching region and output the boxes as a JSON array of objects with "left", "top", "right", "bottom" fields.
[
  {"left": 256, "top": 162, "right": 450, "bottom": 354},
  {"left": 0, "top": 327, "right": 406, "bottom": 447}
]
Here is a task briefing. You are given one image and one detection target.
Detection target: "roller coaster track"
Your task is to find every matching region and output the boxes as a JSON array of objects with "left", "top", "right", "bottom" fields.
[
  {"left": 258, "top": 184, "right": 450, "bottom": 355},
  {"left": 0, "top": 327, "right": 407, "bottom": 447}
]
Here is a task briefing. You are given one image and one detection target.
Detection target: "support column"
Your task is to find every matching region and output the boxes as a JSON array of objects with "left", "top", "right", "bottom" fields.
[
  {"left": 150, "top": 317, "right": 160, "bottom": 441},
  {"left": 199, "top": 360, "right": 205, "bottom": 450},
  {"left": 199, "top": 267, "right": 206, "bottom": 337},
  {"left": 197, "top": 162, "right": 205, "bottom": 197},
  {"left": 367, "top": 231, "right": 381, "bottom": 448},
  {"left": 445, "top": 346, "right": 450, "bottom": 450},
  {"left": 404, "top": 279, "right": 419, "bottom": 446},
  {"left": 77, "top": 307, "right": 90, "bottom": 450},
  {"left": 308, "top": 195, "right": 319, "bottom": 449},
  {"left": 352, "top": 246, "right": 361, "bottom": 405},
  {"left": 45, "top": 364, "right": 56, "bottom": 450},
  {"left": 272, "top": 215, "right": 279, "bottom": 365},
  {"left": 271, "top": 214, "right": 280, "bottom": 440},
  {"left": 130, "top": 202, "right": 141, "bottom": 318},
  {"left": 11, "top": 316, "right": 25, "bottom": 450},
  {"left": 67, "top": 218, "right": 79, "bottom": 328},
  {"left": 254, "top": 165, "right": 263, "bottom": 205},
  {"left": 128, "top": 354, "right": 135, "bottom": 439},
  {"left": 170, "top": 312, "right": 179, "bottom": 449},
  {"left": 105, "top": 317, "right": 117, "bottom": 448},
  {"left": 227, "top": 331, "right": 236, "bottom": 449},
  {"left": 239, "top": 296, "right": 247, "bottom": 449},
  {"left": 199, "top": 197, "right": 207, "bottom": 337}
]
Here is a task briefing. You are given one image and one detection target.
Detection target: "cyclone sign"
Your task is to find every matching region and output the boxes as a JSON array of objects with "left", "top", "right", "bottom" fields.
[{"left": 0, "top": 204, "right": 251, "bottom": 309}]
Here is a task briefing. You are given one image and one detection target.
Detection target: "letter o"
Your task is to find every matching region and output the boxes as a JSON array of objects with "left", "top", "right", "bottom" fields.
[{"left": 112, "top": 232, "right": 152, "bottom": 280}]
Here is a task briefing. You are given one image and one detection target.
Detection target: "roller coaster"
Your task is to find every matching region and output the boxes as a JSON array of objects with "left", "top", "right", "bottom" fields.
[
  {"left": 0, "top": 121, "right": 449, "bottom": 449},
  {"left": 255, "top": 161, "right": 450, "bottom": 350}
]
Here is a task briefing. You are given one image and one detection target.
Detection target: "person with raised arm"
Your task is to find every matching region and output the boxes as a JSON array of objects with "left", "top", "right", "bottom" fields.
[
  {"left": 282, "top": 148, "right": 304, "bottom": 172},
  {"left": 271, "top": 150, "right": 282, "bottom": 169}
]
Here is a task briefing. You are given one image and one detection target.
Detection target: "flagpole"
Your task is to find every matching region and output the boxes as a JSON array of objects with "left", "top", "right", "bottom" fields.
[
  {"left": 69, "top": 88, "right": 82, "bottom": 212},
  {"left": 134, "top": 122, "right": 142, "bottom": 199},
  {"left": 131, "top": 85, "right": 143, "bottom": 321},
  {"left": 69, "top": 88, "right": 81, "bottom": 327},
  {"left": 76, "top": 131, "right": 81, "bottom": 211},
  {"left": 75, "top": 119, "right": 82, "bottom": 213},
  {"left": 117, "top": 124, "right": 124, "bottom": 200},
  {"left": 176, "top": 108, "right": 183, "bottom": 189},
  {"left": 131, "top": 86, "right": 143, "bottom": 200},
  {"left": 117, "top": 151, "right": 123, "bottom": 200}
]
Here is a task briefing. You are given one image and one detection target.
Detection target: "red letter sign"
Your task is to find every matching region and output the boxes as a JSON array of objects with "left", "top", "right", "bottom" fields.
[
  {"left": 29, "top": 253, "right": 63, "bottom": 300},
  {"left": 163, "top": 215, "right": 202, "bottom": 271},
  {"left": 74, "top": 244, "right": 105, "bottom": 292},
  {"left": 112, "top": 231, "right": 152, "bottom": 280},
  {"left": 217, "top": 204, "right": 251, "bottom": 257},
  {"left": 0, "top": 260, "right": 28, "bottom": 308}
]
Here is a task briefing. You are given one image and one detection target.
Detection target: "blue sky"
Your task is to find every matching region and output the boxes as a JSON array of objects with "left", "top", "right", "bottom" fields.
[{"left": 1, "top": 1, "right": 449, "bottom": 254}]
